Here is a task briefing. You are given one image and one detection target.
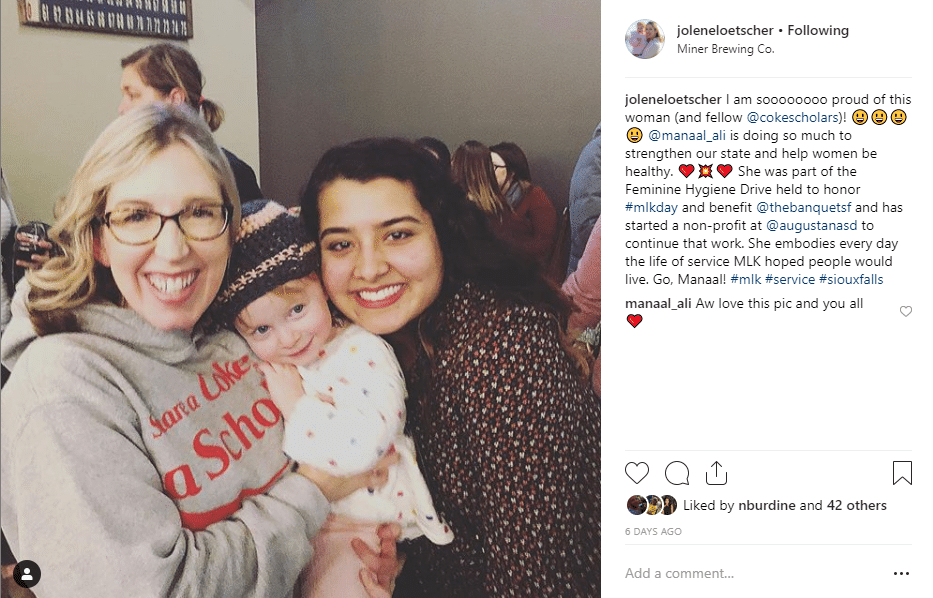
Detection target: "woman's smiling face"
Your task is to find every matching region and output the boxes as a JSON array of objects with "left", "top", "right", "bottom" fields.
[
  {"left": 317, "top": 177, "right": 443, "bottom": 336},
  {"left": 95, "top": 143, "right": 230, "bottom": 332}
]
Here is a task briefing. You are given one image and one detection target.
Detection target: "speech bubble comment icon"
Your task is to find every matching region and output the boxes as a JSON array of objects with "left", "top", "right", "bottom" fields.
[{"left": 665, "top": 461, "right": 690, "bottom": 485}]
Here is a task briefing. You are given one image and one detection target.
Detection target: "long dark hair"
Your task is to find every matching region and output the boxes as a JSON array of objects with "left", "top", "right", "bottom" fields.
[
  {"left": 490, "top": 141, "right": 532, "bottom": 184},
  {"left": 299, "top": 138, "right": 573, "bottom": 359}
]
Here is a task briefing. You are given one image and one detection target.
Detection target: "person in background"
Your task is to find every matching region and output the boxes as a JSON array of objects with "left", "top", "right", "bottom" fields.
[
  {"left": 567, "top": 123, "right": 600, "bottom": 275},
  {"left": 301, "top": 137, "right": 599, "bottom": 596},
  {"left": 488, "top": 142, "right": 557, "bottom": 269},
  {"left": 1, "top": 171, "right": 55, "bottom": 384},
  {"left": 1, "top": 105, "right": 397, "bottom": 598},
  {"left": 2, "top": 171, "right": 20, "bottom": 352},
  {"left": 118, "top": 43, "right": 263, "bottom": 203},
  {"left": 415, "top": 137, "right": 451, "bottom": 175},
  {"left": 562, "top": 216, "right": 600, "bottom": 396},
  {"left": 451, "top": 140, "right": 553, "bottom": 269},
  {"left": 2, "top": 170, "right": 60, "bottom": 598},
  {"left": 1, "top": 170, "right": 32, "bottom": 598},
  {"left": 450, "top": 140, "right": 507, "bottom": 218}
]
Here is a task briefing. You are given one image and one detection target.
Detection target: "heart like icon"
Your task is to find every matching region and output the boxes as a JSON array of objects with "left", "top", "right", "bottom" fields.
[
  {"left": 625, "top": 462, "right": 649, "bottom": 484},
  {"left": 717, "top": 164, "right": 733, "bottom": 177},
  {"left": 900, "top": 306, "right": 912, "bottom": 317},
  {"left": 627, "top": 314, "right": 643, "bottom": 328},
  {"left": 679, "top": 164, "right": 694, "bottom": 178}
]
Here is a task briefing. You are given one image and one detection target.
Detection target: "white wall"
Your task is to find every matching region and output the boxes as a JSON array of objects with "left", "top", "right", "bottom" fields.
[{"left": 1, "top": 0, "right": 259, "bottom": 223}]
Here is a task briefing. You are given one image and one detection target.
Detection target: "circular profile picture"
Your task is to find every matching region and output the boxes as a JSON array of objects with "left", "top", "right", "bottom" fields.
[
  {"left": 661, "top": 495, "right": 678, "bottom": 515},
  {"left": 626, "top": 19, "right": 665, "bottom": 59},
  {"left": 628, "top": 495, "right": 648, "bottom": 515},
  {"left": 646, "top": 495, "right": 663, "bottom": 515}
]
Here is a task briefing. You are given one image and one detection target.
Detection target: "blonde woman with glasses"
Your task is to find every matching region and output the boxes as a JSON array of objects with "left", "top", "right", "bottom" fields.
[{"left": 0, "top": 105, "right": 398, "bottom": 598}]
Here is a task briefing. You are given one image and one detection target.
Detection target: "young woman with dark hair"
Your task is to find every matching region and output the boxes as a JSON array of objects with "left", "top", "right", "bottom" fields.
[
  {"left": 1, "top": 106, "right": 397, "bottom": 598},
  {"left": 489, "top": 142, "right": 558, "bottom": 268},
  {"left": 300, "top": 137, "right": 599, "bottom": 597}
]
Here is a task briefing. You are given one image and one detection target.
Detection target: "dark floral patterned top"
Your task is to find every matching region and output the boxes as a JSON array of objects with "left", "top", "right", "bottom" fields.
[{"left": 393, "top": 282, "right": 600, "bottom": 597}]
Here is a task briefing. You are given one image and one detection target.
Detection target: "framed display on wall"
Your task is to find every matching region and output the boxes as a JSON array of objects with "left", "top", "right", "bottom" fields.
[{"left": 18, "top": 0, "right": 193, "bottom": 40}]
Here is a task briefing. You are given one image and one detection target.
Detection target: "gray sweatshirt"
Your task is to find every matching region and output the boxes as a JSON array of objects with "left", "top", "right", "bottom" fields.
[{"left": 1, "top": 291, "right": 329, "bottom": 597}]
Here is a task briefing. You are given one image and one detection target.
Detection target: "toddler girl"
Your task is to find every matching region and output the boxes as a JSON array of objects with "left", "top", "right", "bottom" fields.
[
  {"left": 213, "top": 200, "right": 453, "bottom": 597},
  {"left": 629, "top": 21, "right": 647, "bottom": 57}
]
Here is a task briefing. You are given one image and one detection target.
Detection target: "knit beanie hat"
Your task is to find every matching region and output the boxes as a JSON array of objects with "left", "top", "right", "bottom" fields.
[{"left": 212, "top": 199, "right": 319, "bottom": 328}]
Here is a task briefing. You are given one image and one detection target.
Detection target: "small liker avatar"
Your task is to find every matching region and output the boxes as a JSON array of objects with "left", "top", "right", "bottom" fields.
[{"left": 628, "top": 495, "right": 648, "bottom": 515}]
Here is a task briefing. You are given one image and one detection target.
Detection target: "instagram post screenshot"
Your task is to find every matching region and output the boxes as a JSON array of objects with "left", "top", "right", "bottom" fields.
[
  {"left": 605, "top": 1, "right": 930, "bottom": 595},
  {"left": 2, "top": 2, "right": 601, "bottom": 597}
]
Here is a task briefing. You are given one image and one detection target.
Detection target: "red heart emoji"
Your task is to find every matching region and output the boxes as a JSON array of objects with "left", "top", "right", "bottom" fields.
[
  {"left": 679, "top": 164, "right": 694, "bottom": 178},
  {"left": 627, "top": 314, "right": 643, "bottom": 328},
  {"left": 717, "top": 164, "right": 732, "bottom": 177}
]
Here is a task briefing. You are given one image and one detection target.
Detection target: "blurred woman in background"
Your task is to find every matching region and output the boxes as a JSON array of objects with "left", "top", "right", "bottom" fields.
[
  {"left": 489, "top": 142, "right": 557, "bottom": 269},
  {"left": 450, "top": 140, "right": 507, "bottom": 217},
  {"left": 118, "top": 43, "right": 263, "bottom": 202}
]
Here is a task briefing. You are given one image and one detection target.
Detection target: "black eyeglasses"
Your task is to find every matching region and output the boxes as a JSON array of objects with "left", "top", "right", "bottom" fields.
[{"left": 99, "top": 204, "right": 230, "bottom": 245}]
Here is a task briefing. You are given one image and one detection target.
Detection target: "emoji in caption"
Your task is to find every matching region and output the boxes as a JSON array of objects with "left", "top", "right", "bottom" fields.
[
  {"left": 627, "top": 127, "right": 643, "bottom": 143},
  {"left": 891, "top": 109, "right": 906, "bottom": 125},
  {"left": 679, "top": 164, "right": 694, "bottom": 177},
  {"left": 852, "top": 109, "right": 868, "bottom": 125},
  {"left": 717, "top": 164, "right": 732, "bottom": 178},
  {"left": 698, "top": 164, "right": 713, "bottom": 178},
  {"left": 871, "top": 109, "right": 887, "bottom": 125},
  {"left": 627, "top": 314, "right": 643, "bottom": 328}
]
